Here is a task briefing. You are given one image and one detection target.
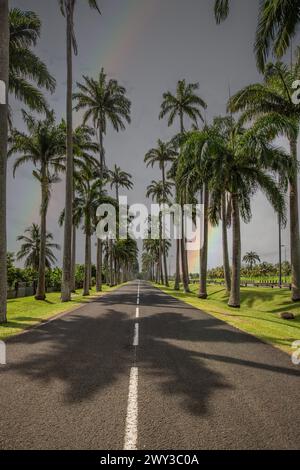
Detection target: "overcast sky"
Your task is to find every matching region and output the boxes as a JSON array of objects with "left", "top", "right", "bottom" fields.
[{"left": 8, "top": 0, "right": 298, "bottom": 272}]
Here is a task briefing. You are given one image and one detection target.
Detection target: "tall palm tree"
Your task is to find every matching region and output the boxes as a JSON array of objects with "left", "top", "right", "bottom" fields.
[
  {"left": 144, "top": 140, "right": 177, "bottom": 187},
  {"left": 214, "top": 0, "right": 300, "bottom": 71},
  {"left": 182, "top": 120, "right": 289, "bottom": 307},
  {"left": 0, "top": 0, "right": 9, "bottom": 323},
  {"left": 9, "top": 8, "right": 56, "bottom": 113},
  {"left": 108, "top": 164, "right": 133, "bottom": 287},
  {"left": 73, "top": 68, "right": 131, "bottom": 177},
  {"left": 146, "top": 180, "right": 173, "bottom": 286},
  {"left": 109, "top": 164, "right": 133, "bottom": 201},
  {"left": 177, "top": 131, "right": 210, "bottom": 297},
  {"left": 73, "top": 68, "right": 131, "bottom": 291},
  {"left": 59, "top": 120, "right": 99, "bottom": 291},
  {"left": 74, "top": 166, "right": 116, "bottom": 296},
  {"left": 145, "top": 140, "right": 177, "bottom": 287},
  {"left": 159, "top": 79, "right": 207, "bottom": 291},
  {"left": 243, "top": 252, "right": 261, "bottom": 271},
  {"left": 210, "top": 115, "right": 237, "bottom": 293},
  {"left": 10, "top": 111, "right": 65, "bottom": 300},
  {"left": 228, "top": 62, "right": 300, "bottom": 301},
  {"left": 159, "top": 80, "right": 207, "bottom": 133},
  {"left": 59, "top": 0, "right": 101, "bottom": 302},
  {"left": 16, "top": 224, "right": 60, "bottom": 271}
]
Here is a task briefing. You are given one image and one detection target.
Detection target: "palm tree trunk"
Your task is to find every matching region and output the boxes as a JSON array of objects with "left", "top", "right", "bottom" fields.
[
  {"left": 89, "top": 238, "right": 92, "bottom": 288},
  {"left": 99, "top": 127, "right": 105, "bottom": 177},
  {"left": 35, "top": 171, "right": 47, "bottom": 300},
  {"left": 289, "top": 137, "right": 300, "bottom": 301},
  {"left": 0, "top": 0, "right": 9, "bottom": 323},
  {"left": 83, "top": 231, "right": 91, "bottom": 296},
  {"left": 96, "top": 239, "right": 102, "bottom": 291},
  {"left": 109, "top": 239, "right": 113, "bottom": 287},
  {"left": 161, "top": 164, "right": 169, "bottom": 287},
  {"left": 174, "top": 239, "right": 181, "bottom": 290},
  {"left": 222, "top": 192, "right": 231, "bottom": 293},
  {"left": 61, "top": 4, "right": 74, "bottom": 302},
  {"left": 162, "top": 241, "right": 169, "bottom": 287},
  {"left": 179, "top": 113, "right": 190, "bottom": 291},
  {"left": 198, "top": 186, "right": 209, "bottom": 299},
  {"left": 83, "top": 213, "right": 91, "bottom": 296},
  {"left": 181, "top": 204, "right": 190, "bottom": 293},
  {"left": 159, "top": 214, "right": 164, "bottom": 285},
  {"left": 228, "top": 194, "right": 241, "bottom": 308},
  {"left": 71, "top": 223, "right": 76, "bottom": 292},
  {"left": 96, "top": 126, "right": 105, "bottom": 290}
]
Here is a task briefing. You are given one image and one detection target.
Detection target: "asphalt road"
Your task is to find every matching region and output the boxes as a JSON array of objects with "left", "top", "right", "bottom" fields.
[{"left": 0, "top": 281, "right": 299, "bottom": 450}]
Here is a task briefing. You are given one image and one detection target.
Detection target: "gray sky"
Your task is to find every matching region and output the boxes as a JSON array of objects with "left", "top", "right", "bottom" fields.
[{"left": 8, "top": 0, "right": 296, "bottom": 272}]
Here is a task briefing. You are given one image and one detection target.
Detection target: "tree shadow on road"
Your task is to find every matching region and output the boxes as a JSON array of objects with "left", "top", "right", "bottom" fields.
[{"left": 2, "top": 284, "right": 299, "bottom": 419}]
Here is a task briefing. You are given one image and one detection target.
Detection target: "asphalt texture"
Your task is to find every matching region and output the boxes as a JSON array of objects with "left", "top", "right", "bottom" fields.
[{"left": 0, "top": 281, "right": 299, "bottom": 450}]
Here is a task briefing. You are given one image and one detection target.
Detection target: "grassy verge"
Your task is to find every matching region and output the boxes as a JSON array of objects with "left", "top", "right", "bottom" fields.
[
  {"left": 154, "top": 283, "right": 300, "bottom": 355},
  {"left": 1, "top": 284, "right": 125, "bottom": 341}
]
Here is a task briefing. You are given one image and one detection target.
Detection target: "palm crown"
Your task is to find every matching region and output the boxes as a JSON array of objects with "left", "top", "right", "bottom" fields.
[
  {"left": 144, "top": 140, "right": 177, "bottom": 175},
  {"left": 159, "top": 79, "right": 207, "bottom": 131},
  {"left": 214, "top": 0, "right": 300, "bottom": 71},
  {"left": 9, "top": 8, "right": 56, "bottom": 113},
  {"left": 109, "top": 164, "right": 133, "bottom": 200},
  {"left": 16, "top": 223, "right": 60, "bottom": 270},
  {"left": 73, "top": 68, "right": 131, "bottom": 133}
]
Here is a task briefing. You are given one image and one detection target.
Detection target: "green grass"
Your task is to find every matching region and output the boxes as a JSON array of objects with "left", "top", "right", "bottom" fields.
[
  {"left": 1, "top": 284, "right": 125, "bottom": 341},
  {"left": 154, "top": 283, "right": 300, "bottom": 355}
]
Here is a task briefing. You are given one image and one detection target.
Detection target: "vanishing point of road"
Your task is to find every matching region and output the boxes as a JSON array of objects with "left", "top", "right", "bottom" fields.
[{"left": 0, "top": 281, "right": 299, "bottom": 450}]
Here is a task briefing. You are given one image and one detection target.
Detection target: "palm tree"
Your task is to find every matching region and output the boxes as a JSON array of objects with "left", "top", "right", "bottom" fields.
[
  {"left": 145, "top": 140, "right": 177, "bottom": 287},
  {"left": 159, "top": 80, "right": 207, "bottom": 132},
  {"left": 146, "top": 180, "right": 173, "bottom": 286},
  {"left": 10, "top": 111, "right": 65, "bottom": 300},
  {"left": 182, "top": 119, "right": 289, "bottom": 307},
  {"left": 16, "top": 224, "right": 60, "bottom": 272},
  {"left": 178, "top": 132, "right": 210, "bottom": 297},
  {"left": 159, "top": 79, "right": 207, "bottom": 291},
  {"left": 243, "top": 252, "right": 261, "bottom": 271},
  {"left": 214, "top": 0, "right": 300, "bottom": 71},
  {"left": 73, "top": 69, "right": 131, "bottom": 177},
  {"left": 73, "top": 68, "right": 131, "bottom": 291},
  {"left": 109, "top": 164, "right": 133, "bottom": 201},
  {"left": 59, "top": 0, "right": 101, "bottom": 302},
  {"left": 108, "top": 164, "right": 133, "bottom": 287},
  {"left": 228, "top": 62, "right": 300, "bottom": 301},
  {"left": 209, "top": 115, "right": 237, "bottom": 293},
  {"left": 9, "top": 8, "right": 56, "bottom": 113},
  {"left": 0, "top": 0, "right": 9, "bottom": 323},
  {"left": 74, "top": 168, "right": 116, "bottom": 296},
  {"left": 59, "top": 120, "right": 100, "bottom": 291}
]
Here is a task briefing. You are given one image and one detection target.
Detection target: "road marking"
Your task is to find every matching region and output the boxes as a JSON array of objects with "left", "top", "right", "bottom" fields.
[
  {"left": 124, "top": 281, "right": 140, "bottom": 451},
  {"left": 133, "top": 323, "right": 139, "bottom": 346},
  {"left": 137, "top": 297, "right": 139, "bottom": 305},
  {"left": 124, "top": 366, "right": 138, "bottom": 450}
]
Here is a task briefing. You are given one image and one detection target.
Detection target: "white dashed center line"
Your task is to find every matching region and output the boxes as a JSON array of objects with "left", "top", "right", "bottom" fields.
[{"left": 124, "top": 281, "right": 141, "bottom": 450}]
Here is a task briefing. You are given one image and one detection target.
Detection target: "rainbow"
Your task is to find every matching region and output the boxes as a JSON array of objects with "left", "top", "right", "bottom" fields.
[{"left": 188, "top": 224, "right": 222, "bottom": 273}]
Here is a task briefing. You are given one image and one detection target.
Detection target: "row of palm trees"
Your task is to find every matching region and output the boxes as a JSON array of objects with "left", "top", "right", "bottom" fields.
[
  {"left": 143, "top": 69, "right": 299, "bottom": 307},
  {"left": 141, "top": 1, "right": 300, "bottom": 308},
  {"left": 0, "top": 3, "right": 138, "bottom": 322},
  {"left": 2, "top": 0, "right": 300, "bottom": 320}
]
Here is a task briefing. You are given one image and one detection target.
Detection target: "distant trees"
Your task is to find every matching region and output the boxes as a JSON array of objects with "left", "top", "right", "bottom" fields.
[
  {"left": 243, "top": 252, "right": 261, "bottom": 271},
  {"left": 16, "top": 223, "right": 60, "bottom": 271}
]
